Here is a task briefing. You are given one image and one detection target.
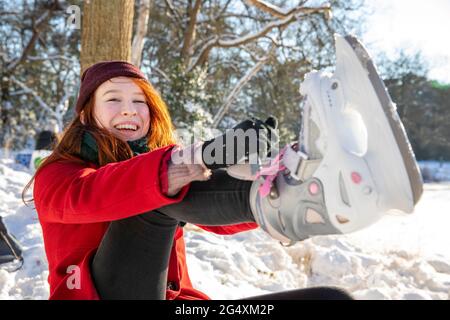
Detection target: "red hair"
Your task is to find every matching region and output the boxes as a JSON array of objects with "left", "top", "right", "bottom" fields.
[{"left": 22, "top": 78, "right": 176, "bottom": 204}]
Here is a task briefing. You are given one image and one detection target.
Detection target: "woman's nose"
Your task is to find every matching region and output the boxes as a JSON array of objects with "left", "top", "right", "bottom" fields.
[{"left": 121, "top": 101, "right": 137, "bottom": 116}]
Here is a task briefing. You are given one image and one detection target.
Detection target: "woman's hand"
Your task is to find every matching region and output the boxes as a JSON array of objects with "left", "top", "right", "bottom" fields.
[
  {"left": 201, "top": 116, "right": 279, "bottom": 170},
  {"left": 165, "top": 142, "right": 212, "bottom": 196}
]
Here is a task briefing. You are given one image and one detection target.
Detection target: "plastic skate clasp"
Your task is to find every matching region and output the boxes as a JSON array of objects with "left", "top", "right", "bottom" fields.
[{"left": 282, "top": 143, "right": 309, "bottom": 181}]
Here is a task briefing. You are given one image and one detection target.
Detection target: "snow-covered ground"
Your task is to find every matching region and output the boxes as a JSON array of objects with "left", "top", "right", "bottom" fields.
[
  {"left": 0, "top": 157, "right": 49, "bottom": 299},
  {"left": 1, "top": 153, "right": 449, "bottom": 300}
]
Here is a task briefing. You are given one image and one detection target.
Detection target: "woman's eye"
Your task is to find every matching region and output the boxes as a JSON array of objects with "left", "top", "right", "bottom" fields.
[
  {"left": 134, "top": 100, "right": 146, "bottom": 104},
  {"left": 107, "top": 98, "right": 120, "bottom": 102}
]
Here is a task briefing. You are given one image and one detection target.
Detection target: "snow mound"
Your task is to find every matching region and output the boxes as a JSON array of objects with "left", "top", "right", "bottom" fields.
[
  {"left": 0, "top": 158, "right": 49, "bottom": 299},
  {"left": 1, "top": 152, "right": 450, "bottom": 300}
]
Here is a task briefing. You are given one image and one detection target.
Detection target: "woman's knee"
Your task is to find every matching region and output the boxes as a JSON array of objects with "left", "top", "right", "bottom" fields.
[{"left": 136, "top": 210, "right": 180, "bottom": 227}]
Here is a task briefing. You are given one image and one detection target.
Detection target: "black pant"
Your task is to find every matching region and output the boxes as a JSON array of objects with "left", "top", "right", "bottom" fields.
[{"left": 91, "top": 169, "right": 353, "bottom": 300}]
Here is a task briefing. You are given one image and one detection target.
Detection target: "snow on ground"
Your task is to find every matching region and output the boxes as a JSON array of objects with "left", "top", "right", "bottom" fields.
[
  {"left": 185, "top": 182, "right": 450, "bottom": 300},
  {"left": 0, "top": 153, "right": 449, "bottom": 300},
  {"left": 0, "top": 157, "right": 49, "bottom": 299}
]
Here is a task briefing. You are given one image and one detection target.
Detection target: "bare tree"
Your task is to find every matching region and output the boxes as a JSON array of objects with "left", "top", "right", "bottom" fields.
[
  {"left": 132, "top": 0, "right": 151, "bottom": 67},
  {"left": 180, "top": 0, "right": 202, "bottom": 66},
  {"left": 0, "top": 0, "right": 64, "bottom": 147},
  {"left": 211, "top": 44, "right": 275, "bottom": 127},
  {"left": 147, "top": 0, "right": 333, "bottom": 129},
  {"left": 0, "top": 0, "right": 368, "bottom": 150},
  {"left": 186, "top": 1, "right": 331, "bottom": 72}
]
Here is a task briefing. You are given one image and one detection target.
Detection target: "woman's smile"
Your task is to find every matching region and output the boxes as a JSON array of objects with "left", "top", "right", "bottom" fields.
[{"left": 93, "top": 77, "right": 151, "bottom": 141}]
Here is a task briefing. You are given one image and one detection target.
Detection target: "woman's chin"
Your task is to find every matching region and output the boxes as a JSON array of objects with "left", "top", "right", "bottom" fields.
[{"left": 113, "top": 129, "right": 144, "bottom": 141}]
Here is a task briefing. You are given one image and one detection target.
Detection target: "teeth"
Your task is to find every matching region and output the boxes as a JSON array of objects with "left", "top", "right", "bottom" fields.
[{"left": 115, "top": 124, "right": 138, "bottom": 131}]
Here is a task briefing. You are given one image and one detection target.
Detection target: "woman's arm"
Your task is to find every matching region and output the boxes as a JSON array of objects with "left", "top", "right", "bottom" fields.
[
  {"left": 160, "top": 142, "right": 211, "bottom": 197},
  {"left": 34, "top": 145, "right": 190, "bottom": 224}
]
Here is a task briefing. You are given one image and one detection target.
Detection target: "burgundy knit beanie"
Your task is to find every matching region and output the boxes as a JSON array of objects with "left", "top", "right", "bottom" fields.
[{"left": 75, "top": 60, "right": 148, "bottom": 114}]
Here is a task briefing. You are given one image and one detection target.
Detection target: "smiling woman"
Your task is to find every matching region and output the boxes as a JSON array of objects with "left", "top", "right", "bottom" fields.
[
  {"left": 22, "top": 60, "right": 352, "bottom": 301},
  {"left": 21, "top": 60, "right": 217, "bottom": 300},
  {"left": 89, "top": 77, "right": 151, "bottom": 142}
]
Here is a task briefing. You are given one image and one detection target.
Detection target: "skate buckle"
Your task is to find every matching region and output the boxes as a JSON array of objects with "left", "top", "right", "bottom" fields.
[{"left": 283, "top": 144, "right": 308, "bottom": 181}]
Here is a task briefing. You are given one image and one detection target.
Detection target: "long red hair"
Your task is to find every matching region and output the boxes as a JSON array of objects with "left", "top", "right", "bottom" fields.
[{"left": 22, "top": 78, "right": 176, "bottom": 204}]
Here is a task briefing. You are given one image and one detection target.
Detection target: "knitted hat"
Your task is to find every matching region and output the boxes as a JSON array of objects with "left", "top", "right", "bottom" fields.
[{"left": 75, "top": 60, "right": 148, "bottom": 114}]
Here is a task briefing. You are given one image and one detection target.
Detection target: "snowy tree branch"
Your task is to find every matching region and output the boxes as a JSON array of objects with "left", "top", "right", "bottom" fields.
[
  {"left": 164, "top": 0, "right": 184, "bottom": 28},
  {"left": 181, "top": 0, "right": 202, "bottom": 63},
  {"left": 197, "top": 13, "right": 272, "bottom": 24},
  {"left": 55, "top": 91, "right": 71, "bottom": 116},
  {"left": 188, "top": 14, "right": 292, "bottom": 72},
  {"left": 10, "top": 76, "right": 71, "bottom": 132},
  {"left": 245, "top": 0, "right": 330, "bottom": 19},
  {"left": 6, "top": 7, "right": 55, "bottom": 73},
  {"left": 152, "top": 66, "right": 170, "bottom": 81},
  {"left": 187, "top": 3, "right": 330, "bottom": 73},
  {"left": 9, "top": 90, "right": 27, "bottom": 96},
  {"left": 10, "top": 76, "right": 55, "bottom": 117},
  {"left": 245, "top": 0, "right": 292, "bottom": 18},
  {"left": 132, "top": 0, "right": 151, "bottom": 67},
  {"left": 196, "top": 0, "right": 233, "bottom": 24},
  {"left": 27, "top": 55, "right": 77, "bottom": 63},
  {"left": 211, "top": 46, "right": 275, "bottom": 128},
  {"left": 0, "top": 11, "right": 20, "bottom": 16}
]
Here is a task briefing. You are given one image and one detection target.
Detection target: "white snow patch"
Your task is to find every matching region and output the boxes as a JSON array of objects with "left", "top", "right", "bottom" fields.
[{"left": 1, "top": 151, "right": 450, "bottom": 300}]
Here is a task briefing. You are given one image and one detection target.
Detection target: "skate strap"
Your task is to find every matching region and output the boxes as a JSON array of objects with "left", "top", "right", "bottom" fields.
[
  {"left": 282, "top": 143, "right": 309, "bottom": 180},
  {"left": 256, "top": 143, "right": 318, "bottom": 197},
  {"left": 282, "top": 143, "right": 323, "bottom": 181},
  {"left": 255, "top": 146, "right": 288, "bottom": 197}
]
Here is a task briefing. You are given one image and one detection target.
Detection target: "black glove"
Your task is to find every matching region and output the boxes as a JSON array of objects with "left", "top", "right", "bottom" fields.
[{"left": 202, "top": 116, "right": 279, "bottom": 170}]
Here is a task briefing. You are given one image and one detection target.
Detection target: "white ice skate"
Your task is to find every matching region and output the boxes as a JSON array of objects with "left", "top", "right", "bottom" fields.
[{"left": 249, "top": 34, "right": 423, "bottom": 244}]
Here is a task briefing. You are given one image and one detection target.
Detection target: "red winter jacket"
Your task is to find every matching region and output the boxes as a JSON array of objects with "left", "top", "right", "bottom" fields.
[{"left": 33, "top": 144, "right": 258, "bottom": 300}]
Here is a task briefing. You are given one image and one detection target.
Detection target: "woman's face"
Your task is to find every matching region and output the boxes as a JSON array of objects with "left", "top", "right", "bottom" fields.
[{"left": 93, "top": 77, "right": 150, "bottom": 141}]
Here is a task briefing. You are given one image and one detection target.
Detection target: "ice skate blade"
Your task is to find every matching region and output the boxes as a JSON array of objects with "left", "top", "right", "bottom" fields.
[{"left": 337, "top": 34, "right": 423, "bottom": 206}]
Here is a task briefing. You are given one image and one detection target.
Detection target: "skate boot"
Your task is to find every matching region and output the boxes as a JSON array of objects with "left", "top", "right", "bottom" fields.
[{"left": 249, "top": 34, "right": 423, "bottom": 244}]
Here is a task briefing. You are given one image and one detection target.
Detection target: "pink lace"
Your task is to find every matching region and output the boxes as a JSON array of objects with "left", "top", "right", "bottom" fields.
[{"left": 255, "top": 145, "right": 288, "bottom": 198}]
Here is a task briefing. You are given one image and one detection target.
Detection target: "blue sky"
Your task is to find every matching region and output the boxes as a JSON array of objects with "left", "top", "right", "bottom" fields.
[{"left": 363, "top": 0, "right": 450, "bottom": 83}]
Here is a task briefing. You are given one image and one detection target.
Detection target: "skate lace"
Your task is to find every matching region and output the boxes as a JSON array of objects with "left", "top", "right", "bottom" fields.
[{"left": 255, "top": 145, "right": 288, "bottom": 198}]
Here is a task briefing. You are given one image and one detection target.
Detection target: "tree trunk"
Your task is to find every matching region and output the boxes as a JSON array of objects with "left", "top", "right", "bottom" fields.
[
  {"left": 181, "top": 0, "right": 202, "bottom": 66},
  {"left": 80, "top": 0, "right": 135, "bottom": 74},
  {"left": 131, "top": 0, "right": 151, "bottom": 67}
]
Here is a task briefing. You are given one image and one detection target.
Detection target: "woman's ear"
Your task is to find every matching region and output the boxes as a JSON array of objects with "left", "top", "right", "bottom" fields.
[{"left": 80, "top": 111, "right": 86, "bottom": 125}]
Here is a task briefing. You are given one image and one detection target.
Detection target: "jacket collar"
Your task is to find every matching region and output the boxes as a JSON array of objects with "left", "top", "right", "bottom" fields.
[{"left": 80, "top": 131, "right": 149, "bottom": 165}]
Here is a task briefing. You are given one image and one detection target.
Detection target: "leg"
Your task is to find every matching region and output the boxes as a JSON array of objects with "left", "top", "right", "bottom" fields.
[
  {"left": 91, "top": 210, "right": 178, "bottom": 300},
  {"left": 249, "top": 34, "right": 423, "bottom": 244},
  {"left": 91, "top": 169, "right": 255, "bottom": 300},
  {"left": 242, "top": 287, "right": 354, "bottom": 300},
  {"left": 158, "top": 168, "right": 255, "bottom": 225}
]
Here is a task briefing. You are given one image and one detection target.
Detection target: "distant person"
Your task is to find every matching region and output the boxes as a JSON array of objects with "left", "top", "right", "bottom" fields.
[
  {"left": 14, "top": 130, "right": 57, "bottom": 171},
  {"left": 30, "top": 130, "right": 58, "bottom": 171},
  {"left": 35, "top": 130, "right": 57, "bottom": 151}
]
